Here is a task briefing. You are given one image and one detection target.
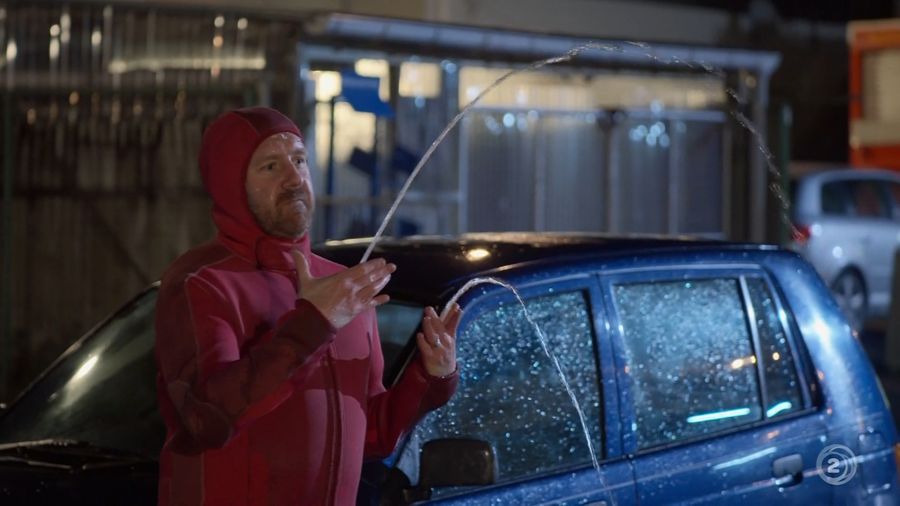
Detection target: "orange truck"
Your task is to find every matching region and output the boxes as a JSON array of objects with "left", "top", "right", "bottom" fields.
[{"left": 848, "top": 19, "right": 900, "bottom": 171}]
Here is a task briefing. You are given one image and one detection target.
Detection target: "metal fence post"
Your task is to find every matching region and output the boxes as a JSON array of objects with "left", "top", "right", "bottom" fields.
[{"left": 1, "top": 89, "right": 13, "bottom": 401}]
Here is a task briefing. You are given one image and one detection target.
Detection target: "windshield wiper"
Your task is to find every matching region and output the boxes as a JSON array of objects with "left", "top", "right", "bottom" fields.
[
  {"left": 0, "top": 438, "right": 153, "bottom": 470},
  {"left": 0, "top": 438, "right": 83, "bottom": 452},
  {"left": 0, "top": 454, "right": 72, "bottom": 470}
]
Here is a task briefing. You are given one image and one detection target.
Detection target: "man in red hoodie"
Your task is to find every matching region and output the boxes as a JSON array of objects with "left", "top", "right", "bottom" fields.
[{"left": 154, "top": 107, "right": 460, "bottom": 505}]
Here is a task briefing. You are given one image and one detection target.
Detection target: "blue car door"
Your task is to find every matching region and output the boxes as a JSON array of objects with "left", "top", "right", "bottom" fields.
[
  {"left": 379, "top": 273, "right": 636, "bottom": 505},
  {"left": 600, "top": 266, "right": 833, "bottom": 505}
]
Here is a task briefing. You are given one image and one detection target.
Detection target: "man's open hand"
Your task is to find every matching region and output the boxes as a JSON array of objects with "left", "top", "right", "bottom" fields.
[
  {"left": 292, "top": 251, "right": 396, "bottom": 329},
  {"left": 417, "top": 305, "right": 461, "bottom": 378}
]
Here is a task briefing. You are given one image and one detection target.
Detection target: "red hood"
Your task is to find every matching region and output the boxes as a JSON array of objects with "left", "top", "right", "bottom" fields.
[{"left": 199, "top": 107, "right": 309, "bottom": 271}]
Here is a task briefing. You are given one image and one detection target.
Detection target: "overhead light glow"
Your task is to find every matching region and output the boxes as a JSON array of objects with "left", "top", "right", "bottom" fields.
[
  {"left": 399, "top": 61, "right": 441, "bottom": 98},
  {"left": 465, "top": 248, "right": 491, "bottom": 261},
  {"left": 49, "top": 39, "right": 60, "bottom": 61},
  {"left": 313, "top": 70, "right": 342, "bottom": 101},
  {"left": 354, "top": 58, "right": 389, "bottom": 100},
  {"left": 6, "top": 39, "right": 17, "bottom": 62}
]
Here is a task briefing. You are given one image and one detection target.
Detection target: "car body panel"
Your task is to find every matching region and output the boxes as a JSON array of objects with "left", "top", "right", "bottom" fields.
[{"left": 765, "top": 250, "right": 900, "bottom": 504}]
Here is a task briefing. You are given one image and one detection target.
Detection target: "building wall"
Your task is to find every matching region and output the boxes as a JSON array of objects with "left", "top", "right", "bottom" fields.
[{"left": 0, "top": 5, "right": 292, "bottom": 399}]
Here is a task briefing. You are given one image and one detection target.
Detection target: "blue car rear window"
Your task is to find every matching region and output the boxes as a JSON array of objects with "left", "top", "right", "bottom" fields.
[{"left": 613, "top": 278, "right": 763, "bottom": 449}]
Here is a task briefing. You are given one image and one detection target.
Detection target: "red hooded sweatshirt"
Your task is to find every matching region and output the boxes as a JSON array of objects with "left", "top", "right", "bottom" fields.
[{"left": 154, "top": 107, "right": 457, "bottom": 505}]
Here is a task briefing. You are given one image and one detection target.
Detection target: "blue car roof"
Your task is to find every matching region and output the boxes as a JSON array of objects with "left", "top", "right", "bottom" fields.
[{"left": 314, "top": 232, "right": 775, "bottom": 305}]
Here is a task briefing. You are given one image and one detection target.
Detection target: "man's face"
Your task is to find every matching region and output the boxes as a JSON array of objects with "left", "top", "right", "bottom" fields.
[{"left": 245, "top": 132, "right": 315, "bottom": 239}]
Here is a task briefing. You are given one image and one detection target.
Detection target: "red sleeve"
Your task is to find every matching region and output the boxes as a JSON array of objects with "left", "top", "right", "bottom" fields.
[
  {"left": 155, "top": 274, "right": 336, "bottom": 452},
  {"left": 363, "top": 320, "right": 458, "bottom": 458}
]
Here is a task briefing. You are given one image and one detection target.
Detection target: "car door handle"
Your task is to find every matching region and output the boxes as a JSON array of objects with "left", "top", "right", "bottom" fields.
[
  {"left": 772, "top": 453, "right": 803, "bottom": 487},
  {"left": 584, "top": 502, "right": 607, "bottom": 506}
]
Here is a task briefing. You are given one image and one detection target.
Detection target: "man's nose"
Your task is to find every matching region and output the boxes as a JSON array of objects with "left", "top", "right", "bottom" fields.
[{"left": 280, "top": 158, "right": 303, "bottom": 188}]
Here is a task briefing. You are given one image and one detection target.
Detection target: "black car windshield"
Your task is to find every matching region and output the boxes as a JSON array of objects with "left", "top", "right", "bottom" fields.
[
  {"left": 0, "top": 289, "right": 163, "bottom": 458},
  {"left": 0, "top": 288, "right": 423, "bottom": 457},
  {"left": 373, "top": 301, "right": 426, "bottom": 382}
]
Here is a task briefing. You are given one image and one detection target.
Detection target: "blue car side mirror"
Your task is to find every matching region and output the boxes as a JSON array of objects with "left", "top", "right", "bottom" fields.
[{"left": 403, "top": 438, "right": 497, "bottom": 503}]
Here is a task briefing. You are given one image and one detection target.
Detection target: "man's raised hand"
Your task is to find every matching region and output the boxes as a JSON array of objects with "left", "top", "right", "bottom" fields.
[
  {"left": 292, "top": 250, "right": 396, "bottom": 329},
  {"left": 416, "top": 305, "right": 461, "bottom": 378}
]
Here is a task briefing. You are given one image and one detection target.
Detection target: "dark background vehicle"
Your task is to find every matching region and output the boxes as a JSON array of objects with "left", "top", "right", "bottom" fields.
[{"left": 0, "top": 234, "right": 897, "bottom": 504}]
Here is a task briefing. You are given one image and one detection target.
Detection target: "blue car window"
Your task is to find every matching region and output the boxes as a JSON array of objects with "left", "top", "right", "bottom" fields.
[
  {"left": 613, "top": 278, "right": 763, "bottom": 450},
  {"left": 397, "top": 290, "right": 602, "bottom": 490},
  {"left": 745, "top": 278, "right": 803, "bottom": 418}
]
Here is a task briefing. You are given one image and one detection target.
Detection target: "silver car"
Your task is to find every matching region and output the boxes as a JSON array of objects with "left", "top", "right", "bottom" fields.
[{"left": 789, "top": 168, "right": 900, "bottom": 331}]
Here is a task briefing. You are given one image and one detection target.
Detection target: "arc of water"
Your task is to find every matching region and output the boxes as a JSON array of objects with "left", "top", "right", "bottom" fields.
[
  {"left": 361, "top": 40, "right": 798, "bottom": 260},
  {"left": 731, "top": 109, "right": 799, "bottom": 237},
  {"left": 360, "top": 44, "right": 607, "bottom": 264}
]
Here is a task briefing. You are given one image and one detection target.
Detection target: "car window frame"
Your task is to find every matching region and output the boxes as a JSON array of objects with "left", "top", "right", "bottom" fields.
[
  {"left": 752, "top": 273, "right": 819, "bottom": 411},
  {"left": 755, "top": 266, "right": 824, "bottom": 411},
  {"left": 373, "top": 300, "right": 427, "bottom": 385},
  {"left": 889, "top": 180, "right": 900, "bottom": 221},
  {"left": 390, "top": 270, "right": 627, "bottom": 498},
  {"left": 598, "top": 264, "right": 819, "bottom": 456}
]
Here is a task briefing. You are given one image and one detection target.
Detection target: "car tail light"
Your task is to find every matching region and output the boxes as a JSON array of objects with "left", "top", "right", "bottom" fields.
[{"left": 791, "top": 223, "right": 811, "bottom": 245}]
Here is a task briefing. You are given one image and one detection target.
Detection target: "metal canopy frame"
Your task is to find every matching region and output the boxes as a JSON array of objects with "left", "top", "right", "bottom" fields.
[
  {"left": 302, "top": 13, "right": 781, "bottom": 75},
  {"left": 299, "top": 13, "right": 782, "bottom": 243}
]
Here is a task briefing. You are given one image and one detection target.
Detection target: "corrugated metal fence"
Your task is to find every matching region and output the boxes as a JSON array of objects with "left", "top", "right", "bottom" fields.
[{"left": 0, "top": 3, "right": 290, "bottom": 400}]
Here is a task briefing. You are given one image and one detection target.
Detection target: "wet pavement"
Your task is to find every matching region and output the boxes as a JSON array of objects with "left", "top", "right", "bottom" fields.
[{"left": 859, "top": 320, "right": 900, "bottom": 430}]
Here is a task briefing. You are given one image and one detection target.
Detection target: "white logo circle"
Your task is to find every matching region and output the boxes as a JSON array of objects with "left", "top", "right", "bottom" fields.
[{"left": 816, "top": 444, "right": 857, "bottom": 486}]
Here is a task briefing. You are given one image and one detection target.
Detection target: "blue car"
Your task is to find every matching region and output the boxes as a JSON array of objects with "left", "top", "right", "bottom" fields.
[{"left": 0, "top": 233, "right": 897, "bottom": 505}]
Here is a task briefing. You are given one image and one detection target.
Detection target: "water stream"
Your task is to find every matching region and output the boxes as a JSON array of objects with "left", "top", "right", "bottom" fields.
[
  {"left": 361, "top": 41, "right": 793, "bottom": 262},
  {"left": 442, "top": 277, "right": 606, "bottom": 491},
  {"left": 360, "top": 42, "right": 608, "bottom": 263}
]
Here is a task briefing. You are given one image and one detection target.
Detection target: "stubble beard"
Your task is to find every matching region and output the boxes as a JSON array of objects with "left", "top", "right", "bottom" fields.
[{"left": 249, "top": 194, "right": 313, "bottom": 239}]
